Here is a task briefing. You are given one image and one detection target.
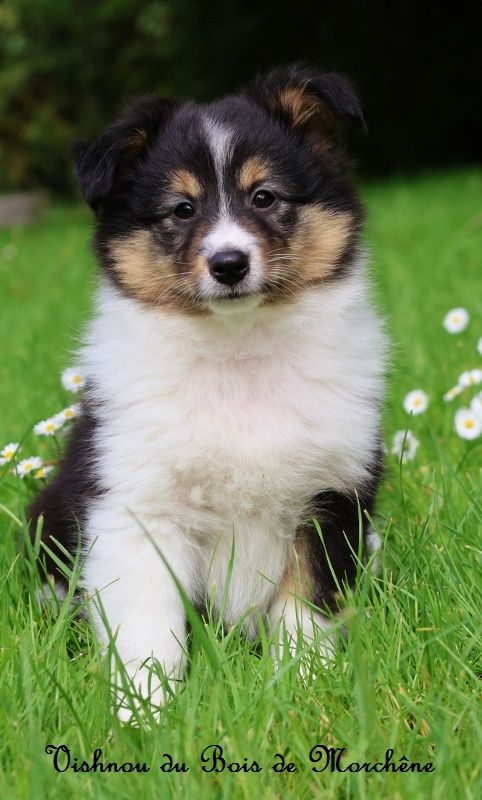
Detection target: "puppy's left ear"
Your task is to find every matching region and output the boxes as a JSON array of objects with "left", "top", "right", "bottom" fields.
[{"left": 249, "top": 65, "right": 366, "bottom": 139}]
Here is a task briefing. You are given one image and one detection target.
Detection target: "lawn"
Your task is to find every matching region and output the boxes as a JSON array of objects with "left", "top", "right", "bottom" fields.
[{"left": 0, "top": 169, "right": 481, "bottom": 799}]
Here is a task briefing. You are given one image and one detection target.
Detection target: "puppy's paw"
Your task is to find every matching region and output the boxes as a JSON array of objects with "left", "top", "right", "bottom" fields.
[
  {"left": 271, "top": 605, "right": 337, "bottom": 681},
  {"left": 113, "top": 657, "right": 184, "bottom": 725}
]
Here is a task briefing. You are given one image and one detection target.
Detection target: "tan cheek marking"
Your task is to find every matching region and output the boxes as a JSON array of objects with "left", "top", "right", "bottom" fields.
[
  {"left": 109, "top": 230, "right": 166, "bottom": 302},
  {"left": 289, "top": 206, "right": 353, "bottom": 283},
  {"left": 237, "top": 156, "right": 271, "bottom": 192},
  {"left": 169, "top": 169, "right": 202, "bottom": 199},
  {"left": 108, "top": 230, "right": 205, "bottom": 315}
]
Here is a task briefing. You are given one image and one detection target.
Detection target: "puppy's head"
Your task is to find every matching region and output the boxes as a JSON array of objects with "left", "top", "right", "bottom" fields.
[{"left": 74, "top": 66, "right": 365, "bottom": 315}]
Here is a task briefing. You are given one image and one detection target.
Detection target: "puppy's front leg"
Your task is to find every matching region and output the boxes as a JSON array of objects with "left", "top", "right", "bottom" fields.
[
  {"left": 83, "top": 508, "right": 192, "bottom": 722},
  {"left": 268, "top": 540, "right": 336, "bottom": 671}
]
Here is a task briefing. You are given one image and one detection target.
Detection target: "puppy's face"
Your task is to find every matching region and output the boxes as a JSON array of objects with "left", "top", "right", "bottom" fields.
[{"left": 75, "top": 67, "right": 364, "bottom": 315}]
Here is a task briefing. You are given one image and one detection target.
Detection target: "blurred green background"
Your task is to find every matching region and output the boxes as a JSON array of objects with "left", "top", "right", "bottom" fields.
[{"left": 1, "top": 0, "right": 481, "bottom": 196}]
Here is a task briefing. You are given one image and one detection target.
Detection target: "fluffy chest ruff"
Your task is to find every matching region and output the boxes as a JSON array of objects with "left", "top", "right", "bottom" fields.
[{"left": 81, "top": 273, "right": 385, "bottom": 626}]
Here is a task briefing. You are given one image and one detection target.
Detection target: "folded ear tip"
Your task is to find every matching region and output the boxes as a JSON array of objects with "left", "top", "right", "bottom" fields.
[
  {"left": 310, "top": 71, "right": 364, "bottom": 126},
  {"left": 251, "top": 65, "right": 365, "bottom": 131}
]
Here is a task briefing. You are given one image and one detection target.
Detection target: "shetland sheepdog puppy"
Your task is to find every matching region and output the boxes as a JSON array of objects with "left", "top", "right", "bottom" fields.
[{"left": 30, "top": 66, "right": 386, "bottom": 721}]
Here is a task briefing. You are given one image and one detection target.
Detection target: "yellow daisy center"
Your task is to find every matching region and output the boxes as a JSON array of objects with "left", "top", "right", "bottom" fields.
[
  {"left": 72, "top": 374, "right": 82, "bottom": 384},
  {"left": 452, "top": 315, "right": 460, "bottom": 324},
  {"left": 464, "top": 419, "right": 475, "bottom": 429},
  {"left": 64, "top": 409, "right": 74, "bottom": 418},
  {"left": 46, "top": 422, "right": 55, "bottom": 432}
]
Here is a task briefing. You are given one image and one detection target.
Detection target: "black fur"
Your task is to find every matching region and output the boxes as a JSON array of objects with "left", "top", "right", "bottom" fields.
[
  {"left": 307, "top": 445, "right": 384, "bottom": 612},
  {"left": 29, "top": 401, "right": 101, "bottom": 584}
]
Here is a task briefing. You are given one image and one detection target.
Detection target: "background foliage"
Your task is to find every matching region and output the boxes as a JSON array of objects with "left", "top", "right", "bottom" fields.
[{"left": 1, "top": 0, "right": 481, "bottom": 194}]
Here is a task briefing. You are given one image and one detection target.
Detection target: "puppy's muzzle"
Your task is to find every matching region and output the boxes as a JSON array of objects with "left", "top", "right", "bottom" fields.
[{"left": 208, "top": 250, "right": 250, "bottom": 286}]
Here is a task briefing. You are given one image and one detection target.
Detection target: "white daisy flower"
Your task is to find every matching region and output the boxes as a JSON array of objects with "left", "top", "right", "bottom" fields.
[
  {"left": 34, "top": 416, "right": 63, "bottom": 436},
  {"left": 454, "top": 408, "right": 482, "bottom": 441},
  {"left": 16, "top": 456, "right": 43, "bottom": 477},
  {"left": 61, "top": 367, "right": 85, "bottom": 393},
  {"left": 403, "top": 389, "right": 429, "bottom": 415},
  {"left": 391, "top": 430, "right": 419, "bottom": 462},
  {"left": 443, "top": 385, "right": 462, "bottom": 402},
  {"left": 55, "top": 404, "right": 80, "bottom": 425},
  {"left": 477, "top": 337, "right": 482, "bottom": 357},
  {"left": 458, "top": 369, "right": 482, "bottom": 388},
  {"left": 33, "top": 465, "right": 54, "bottom": 480},
  {"left": 443, "top": 308, "right": 469, "bottom": 334},
  {"left": 0, "top": 442, "right": 20, "bottom": 465}
]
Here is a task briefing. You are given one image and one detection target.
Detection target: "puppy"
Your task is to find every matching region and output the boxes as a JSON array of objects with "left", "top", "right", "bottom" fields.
[{"left": 30, "top": 66, "right": 386, "bottom": 719}]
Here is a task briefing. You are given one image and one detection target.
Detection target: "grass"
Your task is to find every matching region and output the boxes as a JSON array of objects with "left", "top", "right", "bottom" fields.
[{"left": 0, "top": 168, "right": 481, "bottom": 799}]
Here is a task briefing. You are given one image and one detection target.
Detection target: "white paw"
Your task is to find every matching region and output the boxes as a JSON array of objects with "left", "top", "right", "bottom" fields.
[
  {"left": 112, "top": 657, "right": 184, "bottom": 725},
  {"left": 271, "top": 604, "right": 336, "bottom": 680}
]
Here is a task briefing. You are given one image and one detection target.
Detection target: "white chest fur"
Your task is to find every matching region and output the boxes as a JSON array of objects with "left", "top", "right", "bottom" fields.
[{"left": 81, "top": 270, "right": 385, "bottom": 624}]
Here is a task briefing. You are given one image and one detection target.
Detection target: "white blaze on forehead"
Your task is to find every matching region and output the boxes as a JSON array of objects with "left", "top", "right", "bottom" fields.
[
  {"left": 203, "top": 117, "right": 233, "bottom": 216},
  {"left": 204, "top": 118, "right": 233, "bottom": 181}
]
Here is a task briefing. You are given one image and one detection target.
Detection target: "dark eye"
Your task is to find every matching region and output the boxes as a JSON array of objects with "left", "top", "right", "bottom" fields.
[
  {"left": 252, "top": 190, "right": 276, "bottom": 209},
  {"left": 173, "top": 201, "right": 195, "bottom": 220}
]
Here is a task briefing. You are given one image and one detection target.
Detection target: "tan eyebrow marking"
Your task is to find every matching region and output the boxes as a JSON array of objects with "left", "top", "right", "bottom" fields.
[
  {"left": 169, "top": 169, "right": 202, "bottom": 198},
  {"left": 237, "top": 156, "right": 271, "bottom": 192}
]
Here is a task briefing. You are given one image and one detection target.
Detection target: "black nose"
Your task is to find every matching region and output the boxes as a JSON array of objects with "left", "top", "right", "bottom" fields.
[{"left": 208, "top": 250, "right": 249, "bottom": 286}]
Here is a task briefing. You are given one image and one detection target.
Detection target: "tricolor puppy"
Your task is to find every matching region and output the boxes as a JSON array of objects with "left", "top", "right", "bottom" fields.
[{"left": 30, "top": 66, "right": 386, "bottom": 720}]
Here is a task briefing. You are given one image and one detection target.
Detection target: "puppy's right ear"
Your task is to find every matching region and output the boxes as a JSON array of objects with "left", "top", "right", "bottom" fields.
[{"left": 73, "top": 96, "right": 175, "bottom": 211}]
